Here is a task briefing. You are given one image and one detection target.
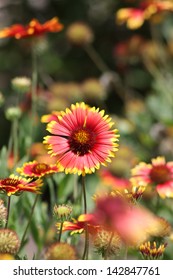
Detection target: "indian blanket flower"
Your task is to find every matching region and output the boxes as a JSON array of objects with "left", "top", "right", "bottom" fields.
[
  {"left": 92, "top": 196, "right": 164, "bottom": 246},
  {"left": 0, "top": 174, "right": 43, "bottom": 196},
  {"left": 116, "top": 7, "right": 146, "bottom": 29},
  {"left": 44, "top": 102, "right": 119, "bottom": 175},
  {"left": 41, "top": 111, "right": 60, "bottom": 123},
  {"left": 116, "top": 1, "right": 173, "bottom": 29},
  {"left": 56, "top": 214, "right": 97, "bottom": 235},
  {"left": 124, "top": 185, "right": 146, "bottom": 202},
  {"left": 16, "top": 160, "right": 59, "bottom": 178},
  {"left": 139, "top": 241, "right": 167, "bottom": 260},
  {"left": 0, "top": 17, "right": 63, "bottom": 39},
  {"left": 131, "top": 156, "right": 173, "bottom": 198}
]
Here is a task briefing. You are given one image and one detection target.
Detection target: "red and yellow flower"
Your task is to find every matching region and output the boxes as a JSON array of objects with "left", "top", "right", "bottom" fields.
[
  {"left": 16, "top": 161, "right": 59, "bottom": 178},
  {"left": 139, "top": 241, "right": 167, "bottom": 259},
  {"left": 131, "top": 156, "right": 173, "bottom": 198},
  {"left": 0, "top": 17, "right": 63, "bottom": 39},
  {"left": 92, "top": 195, "right": 164, "bottom": 246},
  {"left": 56, "top": 214, "right": 98, "bottom": 235},
  {"left": 116, "top": 1, "right": 173, "bottom": 29},
  {"left": 41, "top": 111, "right": 60, "bottom": 123},
  {"left": 44, "top": 102, "right": 119, "bottom": 175},
  {"left": 116, "top": 8, "right": 146, "bottom": 29},
  {"left": 0, "top": 174, "right": 42, "bottom": 196}
]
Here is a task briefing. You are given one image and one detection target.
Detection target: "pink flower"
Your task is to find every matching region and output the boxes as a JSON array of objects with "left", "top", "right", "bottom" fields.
[
  {"left": 92, "top": 196, "right": 163, "bottom": 245},
  {"left": 44, "top": 102, "right": 119, "bottom": 175},
  {"left": 131, "top": 157, "right": 173, "bottom": 198}
]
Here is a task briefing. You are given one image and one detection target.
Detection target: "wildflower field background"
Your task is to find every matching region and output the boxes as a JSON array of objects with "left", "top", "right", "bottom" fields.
[{"left": 0, "top": 0, "right": 173, "bottom": 260}]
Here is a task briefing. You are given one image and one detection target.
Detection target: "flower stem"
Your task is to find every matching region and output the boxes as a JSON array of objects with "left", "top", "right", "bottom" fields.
[
  {"left": 58, "top": 221, "right": 64, "bottom": 242},
  {"left": 81, "top": 175, "right": 89, "bottom": 260},
  {"left": 73, "top": 174, "right": 78, "bottom": 201},
  {"left": 13, "top": 118, "right": 18, "bottom": 168},
  {"left": 82, "top": 175, "right": 87, "bottom": 214},
  {"left": 19, "top": 194, "right": 39, "bottom": 252},
  {"left": 84, "top": 43, "right": 126, "bottom": 102},
  {"left": 84, "top": 44, "right": 109, "bottom": 73},
  {"left": 7, "top": 118, "right": 19, "bottom": 171},
  {"left": 82, "top": 224, "right": 89, "bottom": 260},
  {"left": 46, "top": 177, "right": 55, "bottom": 211},
  {"left": 5, "top": 196, "right": 11, "bottom": 228},
  {"left": 30, "top": 44, "right": 38, "bottom": 140}
]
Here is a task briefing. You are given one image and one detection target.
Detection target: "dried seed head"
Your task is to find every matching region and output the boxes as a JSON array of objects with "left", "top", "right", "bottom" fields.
[
  {"left": 0, "top": 229, "right": 20, "bottom": 254},
  {"left": 44, "top": 242, "right": 77, "bottom": 260}
]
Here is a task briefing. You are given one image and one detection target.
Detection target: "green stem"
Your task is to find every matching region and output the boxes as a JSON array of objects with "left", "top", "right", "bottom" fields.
[
  {"left": 58, "top": 221, "right": 64, "bottom": 242},
  {"left": 81, "top": 175, "right": 89, "bottom": 260},
  {"left": 84, "top": 43, "right": 126, "bottom": 102},
  {"left": 84, "top": 44, "right": 109, "bottom": 73},
  {"left": 46, "top": 177, "right": 55, "bottom": 211},
  {"left": 31, "top": 44, "right": 38, "bottom": 140},
  {"left": 13, "top": 118, "right": 18, "bottom": 168},
  {"left": 7, "top": 118, "right": 19, "bottom": 172},
  {"left": 82, "top": 175, "right": 87, "bottom": 214},
  {"left": 7, "top": 124, "right": 13, "bottom": 162},
  {"left": 5, "top": 196, "right": 11, "bottom": 228},
  {"left": 82, "top": 224, "right": 89, "bottom": 260},
  {"left": 73, "top": 174, "right": 78, "bottom": 201},
  {"left": 19, "top": 194, "right": 39, "bottom": 252}
]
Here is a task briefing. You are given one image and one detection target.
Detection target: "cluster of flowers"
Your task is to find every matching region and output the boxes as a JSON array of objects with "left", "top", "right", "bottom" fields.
[{"left": 0, "top": 7, "right": 173, "bottom": 260}]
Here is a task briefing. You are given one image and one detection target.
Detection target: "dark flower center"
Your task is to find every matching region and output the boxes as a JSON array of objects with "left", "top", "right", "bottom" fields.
[
  {"left": 2, "top": 178, "right": 20, "bottom": 186},
  {"left": 69, "top": 128, "right": 96, "bottom": 156},
  {"left": 149, "top": 165, "right": 171, "bottom": 184},
  {"left": 33, "top": 163, "right": 49, "bottom": 174}
]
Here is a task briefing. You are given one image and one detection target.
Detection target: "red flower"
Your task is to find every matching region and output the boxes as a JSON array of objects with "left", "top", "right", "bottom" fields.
[
  {"left": 116, "top": 1, "right": 173, "bottom": 29},
  {"left": 0, "top": 175, "right": 43, "bottom": 196},
  {"left": 44, "top": 102, "right": 119, "bottom": 175},
  {"left": 56, "top": 214, "right": 97, "bottom": 235},
  {"left": 16, "top": 161, "right": 59, "bottom": 178},
  {"left": 0, "top": 17, "right": 63, "bottom": 39}
]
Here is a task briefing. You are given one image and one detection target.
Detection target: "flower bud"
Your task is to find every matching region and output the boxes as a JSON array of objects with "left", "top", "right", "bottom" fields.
[
  {"left": 11, "top": 77, "right": 31, "bottom": 94},
  {"left": 66, "top": 22, "right": 94, "bottom": 46},
  {"left": 5, "top": 106, "right": 22, "bottom": 121},
  {"left": 53, "top": 204, "right": 72, "bottom": 222}
]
